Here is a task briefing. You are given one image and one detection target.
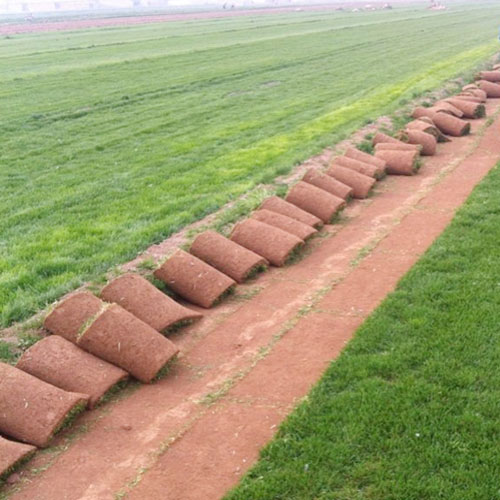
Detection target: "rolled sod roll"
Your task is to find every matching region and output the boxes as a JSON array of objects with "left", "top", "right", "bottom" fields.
[
  {"left": 477, "top": 70, "right": 500, "bottom": 82},
  {"left": 252, "top": 209, "right": 317, "bottom": 241},
  {"left": 492, "top": 64, "right": 500, "bottom": 71},
  {"left": 101, "top": 273, "right": 202, "bottom": 331},
  {"left": 345, "top": 147, "right": 387, "bottom": 171},
  {"left": 78, "top": 305, "right": 179, "bottom": 383},
  {"left": 413, "top": 103, "right": 463, "bottom": 118},
  {"left": 443, "top": 98, "right": 486, "bottom": 118},
  {"left": 326, "top": 165, "right": 375, "bottom": 199},
  {"left": 461, "top": 87, "right": 487, "bottom": 101},
  {"left": 17, "top": 336, "right": 128, "bottom": 408},
  {"left": 230, "top": 218, "right": 303, "bottom": 267},
  {"left": 44, "top": 291, "right": 104, "bottom": 344},
  {"left": 462, "top": 83, "right": 479, "bottom": 91},
  {"left": 405, "top": 130, "right": 437, "bottom": 156},
  {"left": 374, "top": 142, "right": 421, "bottom": 153},
  {"left": 372, "top": 132, "right": 402, "bottom": 146},
  {"left": 432, "top": 113, "right": 470, "bottom": 137},
  {"left": 453, "top": 95, "right": 484, "bottom": 104},
  {"left": 476, "top": 80, "right": 500, "bottom": 98},
  {"left": 190, "top": 231, "right": 267, "bottom": 283},
  {"left": 260, "top": 196, "right": 322, "bottom": 229},
  {"left": 332, "top": 156, "right": 380, "bottom": 179},
  {"left": 374, "top": 149, "right": 419, "bottom": 176},
  {"left": 154, "top": 250, "right": 236, "bottom": 308},
  {"left": 285, "top": 181, "right": 346, "bottom": 223},
  {"left": 0, "top": 436, "right": 36, "bottom": 480},
  {"left": 0, "top": 363, "right": 88, "bottom": 447},
  {"left": 302, "top": 168, "right": 353, "bottom": 200},
  {"left": 406, "top": 119, "right": 448, "bottom": 143}
]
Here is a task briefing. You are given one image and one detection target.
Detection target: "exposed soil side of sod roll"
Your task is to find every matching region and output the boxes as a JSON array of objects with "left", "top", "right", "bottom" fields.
[
  {"left": 374, "top": 149, "right": 420, "bottom": 176},
  {"left": 154, "top": 250, "right": 236, "bottom": 308},
  {"left": 374, "top": 142, "right": 421, "bottom": 153},
  {"left": 462, "top": 87, "right": 487, "bottom": 101},
  {"left": 443, "top": 98, "right": 486, "bottom": 118},
  {"left": 251, "top": 209, "right": 317, "bottom": 241},
  {"left": 260, "top": 196, "right": 323, "bottom": 229},
  {"left": 372, "top": 132, "right": 405, "bottom": 146},
  {"left": 406, "top": 119, "right": 448, "bottom": 142},
  {"left": 344, "top": 147, "right": 386, "bottom": 171},
  {"left": 16, "top": 336, "right": 129, "bottom": 409},
  {"left": 285, "top": 181, "right": 345, "bottom": 223},
  {"left": 332, "top": 156, "right": 379, "bottom": 179},
  {"left": 477, "top": 80, "right": 500, "bottom": 98},
  {"left": 78, "top": 305, "right": 179, "bottom": 383},
  {"left": 230, "top": 218, "right": 304, "bottom": 267},
  {"left": 302, "top": 168, "right": 353, "bottom": 200},
  {"left": 0, "top": 363, "right": 88, "bottom": 447},
  {"left": 404, "top": 129, "right": 437, "bottom": 156},
  {"left": 189, "top": 231, "right": 268, "bottom": 284},
  {"left": 0, "top": 436, "right": 36, "bottom": 481},
  {"left": 44, "top": 291, "right": 103, "bottom": 343},
  {"left": 326, "top": 164, "right": 375, "bottom": 199},
  {"left": 431, "top": 112, "right": 471, "bottom": 136},
  {"left": 413, "top": 104, "right": 463, "bottom": 118},
  {"left": 477, "top": 70, "right": 500, "bottom": 82},
  {"left": 100, "top": 273, "right": 202, "bottom": 332}
]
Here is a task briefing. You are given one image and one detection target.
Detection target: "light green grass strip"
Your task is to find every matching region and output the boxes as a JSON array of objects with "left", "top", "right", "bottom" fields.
[{"left": 224, "top": 162, "right": 500, "bottom": 500}]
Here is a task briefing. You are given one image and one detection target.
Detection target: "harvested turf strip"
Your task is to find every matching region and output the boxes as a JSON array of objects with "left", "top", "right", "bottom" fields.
[
  {"left": 443, "top": 98, "right": 486, "bottom": 118},
  {"left": 101, "top": 273, "right": 202, "bottom": 332},
  {"left": 372, "top": 132, "right": 404, "bottom": 146},
  {"left": 404, "top": 130, "right": 437, "bottom": 156},
  {"left": 374, "top": 142, "right": 421, "bottom": 153},
  {"left": 344, "top": 147, "right": 386, "bottom": 172},
  {"left": 302, "top": 169, "right": 353, "bottom": 200},
  {"left": 77, "top": 304, "right": 179, "bottom": 383},
  {"left": 252, "top": 209, "right": 317, "bottom": 241},
  {"left": 260, "top": 196, "right": 322, "bottom": 229},
  {"left": 154, "top": 250, "right": 236, "bottom": 308},
  {"left": 432, "top": 113, "right": 471, "bottom": 136},
  {"left": 0, "top": 363, "right": 87, "bottom": 447},
  {"left": 477, "top": 70, "right": 500, "bottom": 82},
  {"left": 285, "top": 181, "right": 345, "bottom": 223},
  {"left": 413, "top": 104, "right": 463, "bottom": 118},
  {"left": 0, "top": 436, "right": 36, "bottom": 481},
  {"left": 44, "top": 291, "right": 103, "bottom": 343},
  {"left": 374, "top": 149, "right": 420, "bottom": 176},
  {"left": 406, "top": 119, "right": 448, "bottom": 142},
  {"left": 230, "top": 219, "right": 303, "bottom": 267},
  {"left": 17, "top": 336, "right": 128, "bottom": 409},
  {"left": 326, "top": 165, "right": 375, "bottom": 199},
  {"left": 462, "top": 87, "right": 487, "bottom": 101},
  {"left": 190, "top": 231, "right": 268, "bottom": 284},
  {"left": 332, "top": 156, "right": 379, "bottom": 179},
  {"left": 477, "top": 80, "right": 500, "bottom": 97}
]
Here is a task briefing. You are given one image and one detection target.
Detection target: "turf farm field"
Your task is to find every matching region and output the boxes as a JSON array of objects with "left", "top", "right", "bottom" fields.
[{"left": 1, "top": 1, "right": 500, "bottom": 330}]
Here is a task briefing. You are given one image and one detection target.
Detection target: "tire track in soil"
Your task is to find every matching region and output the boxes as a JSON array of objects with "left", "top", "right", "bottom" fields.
[{"left": 2, "top": 101, "right": 500, "bottom": 500}]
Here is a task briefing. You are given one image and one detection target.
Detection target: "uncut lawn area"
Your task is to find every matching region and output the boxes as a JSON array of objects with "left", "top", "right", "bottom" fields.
[
  {"left": 224, "top": 164, "right": 500, "bottom": 500},
  {"left": 1, "top": 2, "right": 500, "bottom": 326}
]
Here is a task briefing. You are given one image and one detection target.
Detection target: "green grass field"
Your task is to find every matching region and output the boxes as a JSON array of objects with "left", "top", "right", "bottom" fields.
[
  {"left": 1, "top": 1, "right": 500, "bottom": 327},
  {"left": 224, "top": 161, "right": 500, "bottom": 500}
]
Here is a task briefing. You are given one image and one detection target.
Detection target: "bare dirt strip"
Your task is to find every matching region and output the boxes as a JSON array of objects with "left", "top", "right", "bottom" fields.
[
  {"left": 3, "top": 102, "right": 500, "bottom": 500},
  {"left": 0, "top": 2, "right": 408, "bottom": 36}
]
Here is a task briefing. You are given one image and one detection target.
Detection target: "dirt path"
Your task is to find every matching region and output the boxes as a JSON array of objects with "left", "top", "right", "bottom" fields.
[
  {"left": 2, "top": 102, "right": 500, "bottom": 500},
  {"left": 0, "top": 3, "right": 408, "bottom": 36}
]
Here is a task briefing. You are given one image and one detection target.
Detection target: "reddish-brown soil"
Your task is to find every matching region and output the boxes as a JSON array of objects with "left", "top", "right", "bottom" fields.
[
  {"left": 78, "top": 304, "right": 179, "bottom": 383},
  {"left": 302, "top": 168, "right": 353, "bottom": 200},
  {"left": 477, "top": 80, "right": 500, "bottom": 97},
  {"left": 251, "top": 209, "right": 317, "bottom": 241},
  {"left": 344, "top": 146, "right": 387, "bottom": 171},
  {"left": 190, "top": 231, "right": 267, "bottom": 284},
  {"left": 332, "top": 156, "right": 380, "bottom": 178},
  {"left": 2, "top": 100, "right": 500, "bottom": 500},
  {"left": 16, "top": 336, "right": 128, "bottom": 409},
  {"left": 44, "top": 291, "right": 103, "bottom": 344},
  {"left": 432, "top": 112, "right": 471, "bottom": 136},
  {"left": 0, "top": 363, "right": 87, "bottom": 448},
  {"left": 260, "top": 196, "right": 322, "bottom": 229},
  {"left": 375, "top": 149, "right": 419, "bottom": 175},
  {"left": 100, "top": 273, "right": 202, "bottom": 331},
  {"left": 326, "top": 164, "right": 376, "bottom": 198},
  {"left": 0, "top": 437, "right": 36, "bottom": 480},
  {"left": 286, "top": 181, "right": 346, "bottom": 223},
  {"left": 154, "top": 250, "right": 236, "bottom": 308},
  {"left": 405, "top": 129, "right": 437, "bottom": 156},
  {"left": 230, "top": 218, "right": 303, "bottom": 267}
]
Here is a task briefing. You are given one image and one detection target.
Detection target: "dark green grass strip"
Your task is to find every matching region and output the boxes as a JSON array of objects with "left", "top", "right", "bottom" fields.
[{"left": 224, "top": 163, "right": 500, "bottom": 500}]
